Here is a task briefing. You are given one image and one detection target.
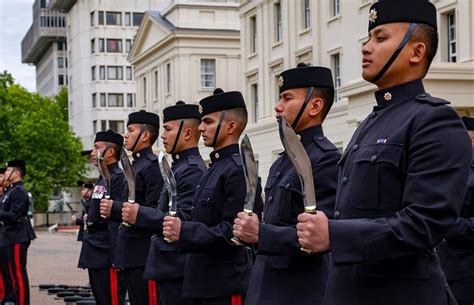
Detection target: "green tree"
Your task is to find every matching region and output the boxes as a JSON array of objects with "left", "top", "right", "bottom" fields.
[{"left": 0, "top": 71, "right": 87, "bottom": 212}]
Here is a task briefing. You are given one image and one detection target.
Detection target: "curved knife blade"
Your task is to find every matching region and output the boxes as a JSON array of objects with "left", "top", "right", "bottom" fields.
[
  {"left": 158, "top": 151, "right": 177, "bottom": 216},
  {"left": 120, "top": 148, "right": 136, "bottom": 204},
  {"left": 278, "top": 117, "right": 316, "bottom": 213},
  {"left": 97, "top": 151, "right": 111, "bottom": 199}
]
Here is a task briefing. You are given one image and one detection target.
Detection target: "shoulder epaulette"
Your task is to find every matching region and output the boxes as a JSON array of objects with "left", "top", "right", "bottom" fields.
[
  {"left": 231, "top": 153, "right": 242, "bottom": 167},
  {"left": 187, "top": 155, "right": 199, "bottom": 166},
  {"left": 415, "top": 93, "right": 449, "bottom": 106},
  {"left": 313, "top": 136, "right": 338, "bottom": 152}
]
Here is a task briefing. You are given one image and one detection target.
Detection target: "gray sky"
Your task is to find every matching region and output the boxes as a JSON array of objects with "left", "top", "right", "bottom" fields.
[{"left": 0, "top": 0, "right": 35, "bottom": 92}]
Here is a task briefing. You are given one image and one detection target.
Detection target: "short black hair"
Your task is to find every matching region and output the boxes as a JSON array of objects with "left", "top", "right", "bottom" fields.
[
  {"left": 312, "top": 87, "right": 335, "bottom": 120},
  {"left": 225, "top": 107, "right": 248, "bottom": 133},
  {"left": 410, "top": 24, "right": 438, "bottom": 76},
  {"left": 143, "top": 123, "right": 159, "bottom": 145},
  {"left": 105, "top": 142, "right": 121, "bottom": 161},
  {"left": 13, "top": 167, "right": 26, "bottom": 178}
]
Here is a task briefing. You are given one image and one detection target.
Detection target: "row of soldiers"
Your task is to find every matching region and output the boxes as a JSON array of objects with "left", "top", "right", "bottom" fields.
[
  {"left": 1, "top": 0, "right": 473, "bottom": 304},
  {"left": 74, "top": 2, "right": 473, "bottom": 305}
]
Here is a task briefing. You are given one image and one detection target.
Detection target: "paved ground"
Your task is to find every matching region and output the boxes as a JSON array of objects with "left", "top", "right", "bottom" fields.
[{"left": 28, "top": 229, "right": 88, "bottom": 305}]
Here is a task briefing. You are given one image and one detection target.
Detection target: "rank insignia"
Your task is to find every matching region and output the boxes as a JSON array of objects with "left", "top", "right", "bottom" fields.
[{"left": 384, "top": 92, "right": 392, "bottom": 101}]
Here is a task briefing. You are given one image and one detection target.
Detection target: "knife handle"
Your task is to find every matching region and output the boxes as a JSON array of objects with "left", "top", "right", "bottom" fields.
[
  {"left": 231, "top": 209, "right": 253, "bottom": 246},
  {"left": 163, "top": 211, "right": 178, "bottom": 243},
  {"left": 121, "top": 200, "right": 134, "bottom": 227},
  {"left": 100, "top": 195, "right": 111, "bottom": 219},
  {"left": 300, "top": 209, "right": 316, "bottom": 253}
]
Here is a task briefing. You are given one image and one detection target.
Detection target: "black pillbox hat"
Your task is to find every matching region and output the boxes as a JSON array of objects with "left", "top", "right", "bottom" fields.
[
  {"left": 94, "top": 129, "right": 124, "bottom": 146},
  {"left": 462, "top": 117, "right": 474, "bottom": 131},
  {"left": 163, "top": 101, "right": 201, "bottom": 123},
  {"left": 7, "top": 159, "right": 26, "bottom": 168},
  {"left": 368, "top": 0, "right": 437, "bottom": 32},
  {"left": 128, "top": 110, "right": 160, "bottom": 127},
  {"left": 83, "top": 182, "right": 94, "bottom": 189},
  {"left": 0, "top": 167, "right": 6, "bottom": 174},
  {"left": 199, "top": 89, "right": 246, "bottom": 116},
  {"left": 278, "top": 63, "right": 334, "bottom": 94}
]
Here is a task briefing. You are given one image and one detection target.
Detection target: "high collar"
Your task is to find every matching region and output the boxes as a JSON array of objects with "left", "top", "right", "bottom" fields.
[
  {"left": 172, "top": 147, "right": 200, "bottom": 163},
  {"left": 210, "top": 144, "right": 239, "bottom": 163},
  {"left": 132, "top": 147, "right": 153, "bottom": 160},
  {"left": 297, "top": 124, "right": 324, "bottom": 147},
  {"left": 8, "top": 181, "right": 23, "bottom": 189},
  {"left": 107, "top": 161, "right": 119, "bottom": 171},
  {"left": 374, "top": 79, "right": 425, "bottom": 108}
]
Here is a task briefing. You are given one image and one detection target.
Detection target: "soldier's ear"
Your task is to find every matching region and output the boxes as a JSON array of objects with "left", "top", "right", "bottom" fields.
[
  {"left": 308, "top": 97, "right": 324, "bottom": 118},
  {"left": 225, "top": 120, "right": 238, "bottom": 135},
  {"left": 409, "top": 41, "right": 426, "bottom": 65},
  {"left": 183, "top": 127, "right": 193, "bottom": 141}
]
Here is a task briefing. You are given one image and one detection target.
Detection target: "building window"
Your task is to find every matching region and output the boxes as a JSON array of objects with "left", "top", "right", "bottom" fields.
[
  {"left": 90, "top": 39, "right": 95, "bottom": 54},
  {"left": 331, "top": 53, "right": 341, "bottom": 102},
  {"left": 109, "top": 121, "right": 124, "bottom": 134},
  {"left": 101, "top": 120, "right": 107, "bottom": 131},
  {"left": 40, "top": 0, "right": 47, "bottom": 9},
  {"left": 58, "top": 57, "right": 65, "bottom": 68},
  {"left": 98, "top": 11, "right": 104, "bottom": 25},
  {"left": 100, "top": 93, "right": 106, "bottom": 107},
  {"left": 275, "top": 2, "right": 282, "bottom": 42},
  {"left": 108, "top": 93, "right": 124, "bottom": 107},
  {"left": 166, "top": 63, "right": 171, "bottom": 94},
  {"left": 250, "top": 16, "right": 257, "bottom": 54},
  {"left": 57, "top": 42, "right": 66, "bottom": 51},
  {"left": 251, "top": 83, "right": 258, "bottom": 123},
  {"left": 143, "top": 77, "right": 147, "bottom": 105},
  {"left": 125, "top": 39, "right": 132, "bottom": 53},
  {"left": 99, "top": 66, "right": 106, "bottom": 80},
  {"left": 332, "top": 0, "right": 340, "bottom": 17},
  {"left": 154, "top": 70, "right": 159, "bottom": 99},
  {"left": 133, "top": 13, "right": 144, "bottom": 26},
  {"left": 90, "top": 11, "right": 95, "bottom": 26},
  {"left": 125, "top": 12, "right": 131, "bottom": 26},
  {"left": 200, "top": 59, "right": 216, "bottom": 89},
  {"left": 58, "top": 75, "right": 65, "bottom": 86},
  {"left": 126, "top": 66, "right": 133, "bottom": 80},
  {"left": 107, "top": 66, "right": 123, "bottom": 80},
  {"left": 93, "top": 120, "right": 97, "bottom": 133},
  {"left": 303, "top": 0, "right": 311, "bottom": 29},
  {"left": 127, "top": 93, "right": 134, "bottom": 107},
  {"left": 106, "top": 39, "right": 122, "bottom": 53},
  {"left": 92, "top": 93, "right": 97, "bottom": 108},
  {"left": 447, "top": 11, "right": 456, "bottom": 62},
  {"left": 98, "top": 38, "right": 105, "bottom": 52},
  {"left": 106, "top": 12, "right": 122, "bottom": 26},
  {"left": 91, "top": 66, "right": 96, "bottom": 81}
]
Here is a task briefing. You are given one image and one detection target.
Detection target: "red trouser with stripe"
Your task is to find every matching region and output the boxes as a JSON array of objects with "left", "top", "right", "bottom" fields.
[
  {"left": 88, "top": 267, "right": 126, "bottom": 305},
  {"left": 122, "top": 267, "right": 158, "bottom": 305},
  {"left": 2, "top": 242, "right": 31, "bottom": 305},
  {"left": 192, "top": 294, "right": 244, "bottom": 305}
]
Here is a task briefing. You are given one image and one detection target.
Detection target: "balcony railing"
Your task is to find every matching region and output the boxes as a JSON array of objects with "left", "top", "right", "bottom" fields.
[{"left": 21, "top": 8, "right": 67, "bottom": 64}]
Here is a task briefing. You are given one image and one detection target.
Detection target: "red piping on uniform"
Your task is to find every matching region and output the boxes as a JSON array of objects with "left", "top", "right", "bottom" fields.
[
  {"left": 232, "top": 294, "right": 242, "bottom": 305},
  {"left": 14, "top": 244, "right": 25, "bottom": 305},
  {"left": 148, "top": 280, "right": 158, "bottom": 305},
  {"left": 110, "top": 267, "right": 119, "bottom": 305},
  {"left": 0, "top": 269, "right": 5, "bottom": 299}
]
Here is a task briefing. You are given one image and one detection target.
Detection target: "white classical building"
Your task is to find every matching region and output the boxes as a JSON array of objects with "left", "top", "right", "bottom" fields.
[
  {"left": 240, "top": 0, "right": 474, "bottom": 182},
  {"left": 49, "top": 0, "right": 171, "bottom": 150},
  {"left": 128, "top": 0, "right": 242, "bottom": 154}
]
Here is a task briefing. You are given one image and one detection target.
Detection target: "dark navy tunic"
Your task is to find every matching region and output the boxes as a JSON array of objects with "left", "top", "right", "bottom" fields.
[
  {"left": 0, "top": 182, "right": 36, "bottom": 247},
  {"left": 178, "top": 144, "right": 263, "bottom": 299},
  {"left": 133, "top": 147, "right": 207, "bottom": 281},
  {"left": 78, "top": 162, "right": 126, "bottom": 269},
  {"left": 438, "top": 159, "right": 474, "bottom": 304},
  {"left": 246, "top": 125, "right": 340, "bottom": 305},
  {"left": 325, "top": 80, "right": 471, "bottom": 305},
  {"left": 110, "top": 147, "right": 164, "bottom": 268}
]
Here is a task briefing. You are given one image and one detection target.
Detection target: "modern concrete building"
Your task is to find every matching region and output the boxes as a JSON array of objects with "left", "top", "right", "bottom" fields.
[
  {"left": 49, "top": 0, "right": 171, "bottom": 150},
  {"left": 128, "top": 0, "right": 241, "bottom": 154},
  {"left": 239, "top": 0, "right": 474, "bottom": 181},
  {"left": 22, "top": 0, "right": 68, "bottom": 97}
]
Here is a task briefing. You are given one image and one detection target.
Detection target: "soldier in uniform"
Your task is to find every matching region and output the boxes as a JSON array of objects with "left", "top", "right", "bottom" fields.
[
  {"left": 163, "top": 89, "right": 263, "bottom": 305},
  {"left": 232, "top": 64, "right": 340, "bottom": 305},
  {"left": 296, "top": 1, "right": 472, "bottom": 305},
  {"left": 437, "top": 116, "right": 474, "bottom": 305},
  {"left": 78, "top": 130, "right": 127, "bottom": 305},
  {"left": 72, "top": 181, "right": 93, "bottom": 243},
  {"left": 100, "top": 110, "right": 164, "bottom": 305},
  {"left": 0, "top": 167, "right": 6, "bottom": 304},
  {"left": 122, "top": 101, "right": 206, "bottom": 305},
  {"left": 0, "top": 160, "right": 36, "bottom": 305}
]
